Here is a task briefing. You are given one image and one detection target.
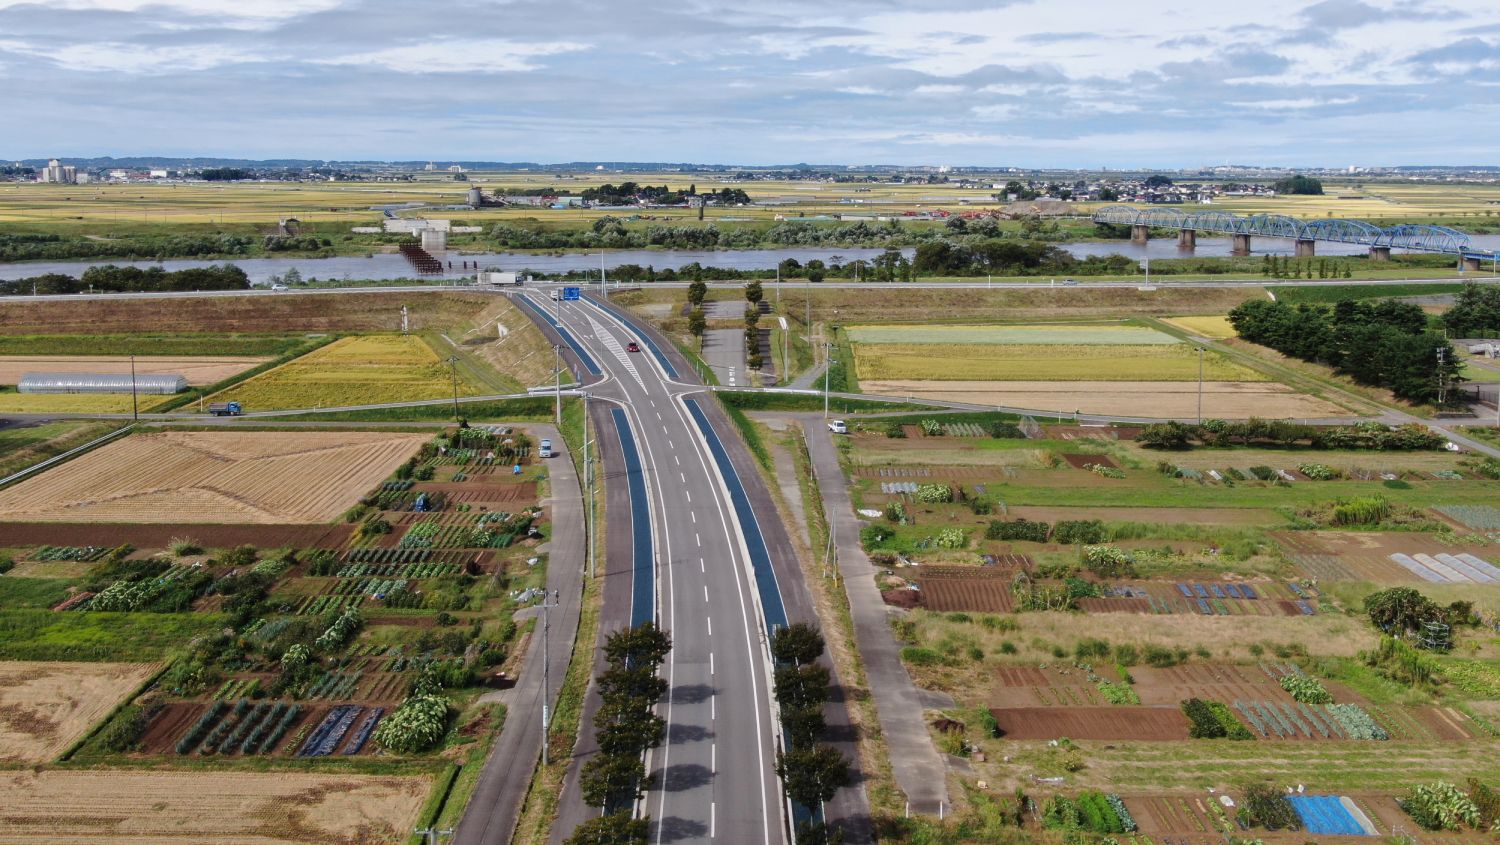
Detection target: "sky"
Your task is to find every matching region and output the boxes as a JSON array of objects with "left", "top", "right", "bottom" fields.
[{"left": 1, "top": 0, "right": 1497, "bottom": 168}]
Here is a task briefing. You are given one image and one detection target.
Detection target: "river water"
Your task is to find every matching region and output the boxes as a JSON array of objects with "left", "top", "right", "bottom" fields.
[{"left": 2, "top": 236, "right": 1497, "bottom": 284}]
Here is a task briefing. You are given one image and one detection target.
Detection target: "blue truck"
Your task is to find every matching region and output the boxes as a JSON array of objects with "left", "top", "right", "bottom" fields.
[{"left": 208, "top": 401, "right": 243, "bottom": 417}]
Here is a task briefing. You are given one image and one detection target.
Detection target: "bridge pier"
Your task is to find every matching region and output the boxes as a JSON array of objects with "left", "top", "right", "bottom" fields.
[
  {"left": 1368, "top": 246, "right": 1391, "bottom": 262},
  {"left": 1295, "top": 239, "right": 1316, "bottom": 257},
  {"left": 1231, "top": 234, "right": 1252, "bottom": 256},
  {"left": 1177, "top": 229, "right": 1196, "bottom": 250},
  {"left": 1462, "top": 256, "right": 1483, "bottom": 272},
  {"left": 1130, "top": 224, "right": 1149, "bottom": 245}
]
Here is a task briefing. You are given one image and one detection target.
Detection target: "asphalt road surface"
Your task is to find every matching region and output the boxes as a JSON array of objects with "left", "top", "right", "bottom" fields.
[{"left": 509, "top": 291, "right": 860, "bottom": 844}]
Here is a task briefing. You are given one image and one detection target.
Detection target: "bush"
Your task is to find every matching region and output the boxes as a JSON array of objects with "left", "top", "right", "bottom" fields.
[
  {"left": 1081, "top": 545, "right": 1135, "bottom": 578},
  {"left": 860, "top": 524, "right": 895, "bottom": 548},
  {"left": 1331, "top": 495, "right": 1391, "bottom": 526},
  {"left": 373, "top": 694, "right": 451, "bottom": 753},
  {"left": 1181, "top": 698, "right": 1252, "bottom": 739},
  {"left": 934, "top": 528, "right": 968, "bottom": 549},
  {"left": 901, "top": 646, "right": 943, "bottom": 666},
  {"left": 1143, "top": 644, "right": 1179, "bottom": 668},
  {"left": 986, "top": 519, "right": 1050, "bottom": 542},
  {"left": 1279, "top": 674, "right": 1333, "bottom": 704},
  {"left": 97, "top": 704, "right": 148, "bottom": 752},
  {"left": 915, "top": 483, "right": 953, "bottom": 503},
  {"left": 1242, "top": 782, "right": 1301, "bottom": 831},
  {"left": 1298, "top": 463, "right": 1337, "bottom": 480},
  {"left": 1114, "top": 643, "right": 1139, "bottom": 666},
  {"left": 1401, "top": 781, "right": 1481, "bottom": 831},
  {"left": 1138, "top": 421, "right": 1193, "bottom": 449},
  {"left": 1055, "top": 520, "right": 1106, "bottom": 545},
  {"left": 1074, "top": 638, "right": 1111, "bottom": 660}
]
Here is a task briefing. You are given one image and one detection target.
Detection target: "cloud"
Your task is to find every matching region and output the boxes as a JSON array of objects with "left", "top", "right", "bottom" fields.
[
  {"left": 1, "top": 0, "right": 1499, "bottom": 165},
  {"left": 313, "top": 39, "right": 587, "bottom": 74}
]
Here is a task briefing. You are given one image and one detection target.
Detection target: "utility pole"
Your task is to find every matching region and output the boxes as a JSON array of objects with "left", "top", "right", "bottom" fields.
[
  {"left": 1437, "top": 347, "right": 1448, "bottom": 406},
  {"left": 130, "top": 354, "right": 139, "bottom": 422},
  {"left": 444, "top": 357, "right": 456, "bottom": 423},
  {"left": 553, "top": 344, "right": 562, "bottom": 424},
  {"left": 824, "top": 342, "right": 835, "bottom": 419},
  {"left": 539, "top": 589, "right": 560, "bottom": 765},
  {"left": 1196, "top": 346, "right": 1205, "bottom": 424}
]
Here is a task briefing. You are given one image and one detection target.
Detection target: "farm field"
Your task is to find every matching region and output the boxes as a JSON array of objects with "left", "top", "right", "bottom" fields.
[
  {"left": 851, "top": 341, "right": 1265, "bottom": 382},
  {"left": 0, "top": 661, "right": 159, "bottom": 762},
  {"left": 0, "top": 391, "right": 169, "bottom": 414},
  {"left": 0, "top": 355, "right": 267, "bottom": 386},
  {"left": 0, "top": 430, "right": 425, "bottom": 523},
  {"left": 0, "top": 420, "right": 548, "bottom": 845},
  {"left": 834, "top": 318, "right": 1355, "bottom": 418},
  {"left": 823, "top": 409, "right": 1500, "bottom": 809},
  {"left": 844, "top": 323, "right": 1180, "bottom": 346},
  {"left": 202, "top": 334, "right": 486, "bottom": 410},
  {"left": 1161, "top": 315, "right": 1237, "bottom": 338},
  {"left": 0, "top": 769, "right": 428, "bottom": 844},
  {"left": 859, "top": 379, "right": 1346, "bottom": 418}
]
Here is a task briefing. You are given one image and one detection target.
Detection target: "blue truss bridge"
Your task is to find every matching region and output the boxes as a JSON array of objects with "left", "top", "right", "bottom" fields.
[{"left": 1092, "top": 204, "right": 1495, "bottom": 267}]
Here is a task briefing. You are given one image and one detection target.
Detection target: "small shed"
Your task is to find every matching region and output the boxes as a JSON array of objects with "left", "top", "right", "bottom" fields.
[{"left": 19, "top": 372, "right": 188, "bottom": 395}]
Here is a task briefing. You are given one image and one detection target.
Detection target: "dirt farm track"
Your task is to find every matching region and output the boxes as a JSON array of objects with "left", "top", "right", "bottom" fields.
[
  {"left": 0, "top": 769, "right": 429, "bottom": 845},
  {"left": 0, "top": 431, "right": 425, "bottom": 524}
]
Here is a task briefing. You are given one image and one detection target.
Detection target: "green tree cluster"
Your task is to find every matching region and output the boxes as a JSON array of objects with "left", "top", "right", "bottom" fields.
[{"left": 1228, "top": 298, "right": 1460, "bottom": 404}]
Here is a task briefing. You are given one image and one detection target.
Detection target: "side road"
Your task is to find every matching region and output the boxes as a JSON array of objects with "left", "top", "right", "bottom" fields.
[
  {"left": 454, "top": 423, "right": 585, "bottom": 845},
  {"left": 798, "top": 416, "right": 951, "bottom": 815}
]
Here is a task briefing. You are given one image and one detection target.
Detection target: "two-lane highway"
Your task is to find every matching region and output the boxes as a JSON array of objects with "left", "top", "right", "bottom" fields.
[{"left": 528, "top": 291, "right": 788, "bottom": 844}]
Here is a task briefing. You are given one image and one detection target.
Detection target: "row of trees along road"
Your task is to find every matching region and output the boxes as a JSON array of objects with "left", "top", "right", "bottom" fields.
[
  {"left": 772, "top": 623, "right": 853, "bottom": 845},
  {"left": 566, "top": 623, "right": 672, "bottom": 845},
  {"left": 1227, "top": 297, "right": 1460, "bottom": 404}
]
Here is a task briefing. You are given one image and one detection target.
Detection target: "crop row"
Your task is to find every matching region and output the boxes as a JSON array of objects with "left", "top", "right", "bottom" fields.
[
  {"left": 1233, "top": 700, "right": 1389, "bottom": 741},
  {"left": 83, "top": 566, "right": 190, "bottom": 612},
  {"left": 297, "top": 705, "right": 368, "bottom": 757},
  {"left": 306, "top": 670, "right": 364, "bottom": 701},
  {"left": 343, "top": 548, "right": 436, "bottom": 565},
  {"left": 211, "top": 677, "right": 261, "bottom": 700},
  {"left": 32, "top": 545, "right": 110, "bottom": 562},
  {"left": 329, "top": 577, "right": 408, "bottom": 598},
  {"left": 291, "top": 594, "right": 363, "bottom": 616},
  {"left": 335, "top": 561, "right": 459, "bottom": 578},
  {"left": 173, "top": 700, "right": 302, "bottom": 756},
  {"left": 343, "top": 707, "right": 386, "bottom": 755}
]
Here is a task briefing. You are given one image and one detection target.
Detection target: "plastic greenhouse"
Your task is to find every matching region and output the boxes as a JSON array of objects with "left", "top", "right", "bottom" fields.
[{"left": 18, "top": 372, "right": 188, "bottom": 395}]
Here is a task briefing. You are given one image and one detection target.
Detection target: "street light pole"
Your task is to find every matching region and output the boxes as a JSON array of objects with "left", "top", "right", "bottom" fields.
[
  {"left": 553, "top": 344, "right": 562, "bottom": 425},
  {"left": 582, "top": 391, "right": 594, "bottom": 579},
  {"left": 540, "top": 589, "right": 560, "bottom": 765},
  {"left": 1196, "top": 346, "right": 1205, "bottom": 424},
  {"left": 446, "top": 355, "right": 459, "bottom": 421}
]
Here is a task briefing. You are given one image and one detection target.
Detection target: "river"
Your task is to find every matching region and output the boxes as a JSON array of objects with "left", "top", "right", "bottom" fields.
[{"left": 2, "top": 237, "right": 1497, "bottom": 284}]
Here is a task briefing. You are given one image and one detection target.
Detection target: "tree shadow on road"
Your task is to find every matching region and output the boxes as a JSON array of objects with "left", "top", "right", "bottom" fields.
[
  {"left": 654, "top": 815, "right": 710, "bottom": 843},
  {"left": 661, "top": 762, "right": 713, "bottom": 792}
]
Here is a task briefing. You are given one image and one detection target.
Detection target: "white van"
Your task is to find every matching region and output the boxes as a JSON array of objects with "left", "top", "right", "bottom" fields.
[{"left": 538, "top": 438, "right": 554, "bottom": 458}]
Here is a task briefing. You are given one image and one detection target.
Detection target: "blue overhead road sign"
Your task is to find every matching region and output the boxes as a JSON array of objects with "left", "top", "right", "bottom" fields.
[{"left": 562, "top": 286, "right": 581, "bottom": 301}]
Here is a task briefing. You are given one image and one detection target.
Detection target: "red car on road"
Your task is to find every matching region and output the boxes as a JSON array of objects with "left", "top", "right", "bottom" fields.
[{"left": 626, "top": 342, "right": 641, "bottom": 352}]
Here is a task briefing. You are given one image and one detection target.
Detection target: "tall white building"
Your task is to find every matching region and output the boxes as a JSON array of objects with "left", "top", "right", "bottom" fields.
[{"left": 38, "top": 158, "right": 77, "bottom": 183}]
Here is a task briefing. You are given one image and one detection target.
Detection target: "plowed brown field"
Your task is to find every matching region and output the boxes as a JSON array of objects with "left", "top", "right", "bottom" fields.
[
  {"left": 0, "top": 431, "right": 425, "bottom": 524},
  {"left": 0, "top": 769, "right": 428, "bottom": 844},
  {"left": 989, "top": 706, "right": 1189, "bottom": 740},
  {"left": 0, "top": 661, "right": 159, "bottom": 763},
  {"left": 0, "top": 356, "right": 266, "bottom": 386}
]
